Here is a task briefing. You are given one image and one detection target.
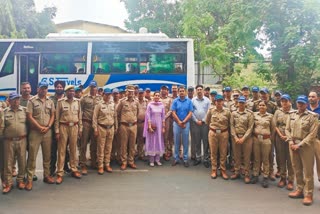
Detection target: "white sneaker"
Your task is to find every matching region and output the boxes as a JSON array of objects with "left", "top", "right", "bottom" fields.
[
  {"left": 149, "top": 162, "right": 154, "bottom": 167},
  {"left": 156, "top": 161, "right": 162, "bottom": 166}
]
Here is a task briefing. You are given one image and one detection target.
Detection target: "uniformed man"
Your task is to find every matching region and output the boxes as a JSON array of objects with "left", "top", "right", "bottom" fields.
[
  {"left": 119, "top": 88, "right": 126, "bottom": 99},
  {"left": 111, "top": 88, "right": 121, "bottom": 164},
  {"left": 0, "top": 97, "right": 6, "bottom": 188},
  {"left": 79, "top": 80, "right": 102, "bottom": 174},
  {"left": 204, "top": 87, "right": 210, "bottom": 98},
  {"left": 55, "top": 85, "right": 83, "bottom": 184},
  {"left": 246, "top": 86, "right": 259, "bottom": 111},
  {"left": 171, "top": 85, "right": 178, "bottom": 99},
  {"left": 136, "top": 88, "right": 148, "bottom": 161},
  {"left": 230, "top": 96, "right": 254, "bottom": 183},
  {"left": 25, "top": 81, "right": 56, "bottom": 191},
  {"left": 93, "top": 88, "right": 118, "bottom": 174},
  {"left": 241, "top": 86, "right": 250, "bottom": 100},
  {"left": 209, "top": 90, "right": 217, "bottom": 108},
  {"left": 206, "top": 94, "right": 231, "bottom": 179},
  {"left": 273, "top": 94, "right": 294, "bottom": 190},
  {"left": 285, "top": 95, "right": 318, "bottom": 206},
  {"left": 144, "top": 88, "right": 152, "bottom": 102},
  {"left": 74, "top": 86, "right": 83, "bottom": 99},
  {"left": 252, "top": 88, "right": 278, "bottom": 181},
  {"left": 229, "top": 89, "right": 240, "bottom": 112},
  {"left": 117, "top": 85, "right": 139, "bottom": 170},
  {"left": 273, "top": 90, "right": 282, "bottom": 108},
  {"left": 160, "top": 85, "right": 173, "bottom": 161},
  {"left": 223, "top": 87, "right": 233, "bottom": 109},
  {"left": 1, "top": 92, "right": 27, "bottom": 194}
]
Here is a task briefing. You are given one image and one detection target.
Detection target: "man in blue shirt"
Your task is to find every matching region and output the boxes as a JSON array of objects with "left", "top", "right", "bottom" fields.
[
  {"left": 307, "top": 91, "right": 320, "bottom": 187},
  {"left": 171, "top": 86, "right": 193, "bottom": 167}
]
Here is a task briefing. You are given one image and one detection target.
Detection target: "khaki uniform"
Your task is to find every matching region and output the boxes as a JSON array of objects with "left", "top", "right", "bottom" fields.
[
  {"left": 1, "top": 106, "right": 27, "bottom": 186},
  {"left": 136, "top": 98, "right": 148, "bottom": 158},
  {"left": 252, "top": 112, "right": 274, "bottom": 178},
  {"left": 55, "top": 98, "right": 83, "bottom": 177},
  {"left": 285, "top": 110, "right": 318, "bottom": 195},
  {"left": 224, "top": 99, "right": 234, "bottom": 109},
  {"left": 206, "top": 107, "right": 230, "bottom": 171},
  {"left": 160, "top": 96, "right": 173, "bottom": 157},
  {"left": 246, "top": 98, "right": 256, "bottom": 111},
  {"left": 79, "top": 94, "right": 102, "bottom": 167},
  {"left": 111, "top": 100, "right": 121, "bottom": 162},
  {"left": 229, "top": 102, "right": 238, "bottom": 113},
  {"left": 273, "top": 108, "right": 294, "bottom": 182},
  {"left": 316, "top": 125, "right": 320, "bottom": 181},
  {"left": 26, "top": 95, "right": 55, "bottom": 181},
  {"left": 0, "top": 106, "right": 5, "bottom": 183},
  {"left": 117, "top": 98, "right": 139, "bottom": 165},
  {"left": 230, "top": 109, "right": 254, "bottom": 176},
  {"left": 93, "top": 100, "right": 117, "bottom": 168}
]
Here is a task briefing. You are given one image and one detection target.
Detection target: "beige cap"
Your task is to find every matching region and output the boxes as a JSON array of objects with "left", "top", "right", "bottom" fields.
[
  {"left": 126, "top": 85, "right": 135, "bottom": 92},
  {"left": 65, "top": 85, "right": 75, "bottom": 91}
]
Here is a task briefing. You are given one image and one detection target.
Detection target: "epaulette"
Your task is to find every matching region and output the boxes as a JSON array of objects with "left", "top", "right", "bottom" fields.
[
  {"left": 245, "top": 109, "right": 253, "bottom": 113},
  {"left": 289, "top": 110, "right": 297, "bottom": 114},
  {"left": 307, "top": 110, "right": 318, "bottom": 116}
]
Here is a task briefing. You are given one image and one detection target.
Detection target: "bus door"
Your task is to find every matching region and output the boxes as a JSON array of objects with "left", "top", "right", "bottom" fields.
[{"left": 17, "top": 54, "right": 39, "bottom": 95}]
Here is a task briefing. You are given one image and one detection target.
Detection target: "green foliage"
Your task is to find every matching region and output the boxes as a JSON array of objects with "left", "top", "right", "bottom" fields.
[{"left": 0, "top": 0, "right": 56, "bottom": 38}]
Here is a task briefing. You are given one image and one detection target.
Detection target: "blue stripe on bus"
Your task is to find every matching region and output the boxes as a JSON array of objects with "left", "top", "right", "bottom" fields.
[{"left": 0, "top": 88, "right": 16, "bottom": 91}]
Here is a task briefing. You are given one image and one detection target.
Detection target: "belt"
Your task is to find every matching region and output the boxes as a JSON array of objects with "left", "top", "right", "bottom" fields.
[
  {"left": 137, "top": 120, "right": 145, "bottom": 123},
  {"left": 82, "top": 119, "right": 92, "bottom": 123},
  {"left": 254, "top": 133, "right": 270, "bottom": 139},
  {"left": 210, "top": 128, "right": 228, "bottom": 134},
  {"left": 5, "top": 135, "right": 27, "bottom": 141},
  {"left": 60, "top": 122, "right": 79, "bottom": 127},
  {"left": 121, "top": 122, "right": 137, "bottom": 127},
  {"left": 98, "top": 124, "right": 114, "bottom": 129}
]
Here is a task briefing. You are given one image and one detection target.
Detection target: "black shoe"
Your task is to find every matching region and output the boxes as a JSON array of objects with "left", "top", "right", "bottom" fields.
[
  {"left": 32, "top": 175, "right": 38, "bottom": 181},
  {"left": 193, "top": 160, "right": 201, "bottom": 166},
  {"left": 251, "top": 176, "right": 258, "bottom": 184},
  {"left": 171, "top": 160, "right": 179, "bottom": 166},
  {"left": 203, "top": 161, "right": 210, "bottom": 168},
  {"left": 262, "top": 177, "right": 269, "bottom": 188},
  {"left": 184, "top": 161, "right": 189, "bottom": 168}
]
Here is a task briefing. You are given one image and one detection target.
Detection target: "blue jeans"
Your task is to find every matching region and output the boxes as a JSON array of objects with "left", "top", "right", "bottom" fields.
[{"left": 173, "top": 122, "right": 190, "bottom": 162}]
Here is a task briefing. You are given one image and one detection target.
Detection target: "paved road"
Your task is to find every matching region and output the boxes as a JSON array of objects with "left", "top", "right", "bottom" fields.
[{"left": 0, "top": 157, "right": 319, "bottom": 214}]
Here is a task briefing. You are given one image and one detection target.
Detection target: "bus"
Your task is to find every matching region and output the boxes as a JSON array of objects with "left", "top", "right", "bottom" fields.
[{"left": 0, "top": 33, "right": 194, "bottom": 95}]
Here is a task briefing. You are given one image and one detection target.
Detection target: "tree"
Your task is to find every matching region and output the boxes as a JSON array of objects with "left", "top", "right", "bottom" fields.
[{"left": 121, "top": 0, "right": 183, "bottom": 37}]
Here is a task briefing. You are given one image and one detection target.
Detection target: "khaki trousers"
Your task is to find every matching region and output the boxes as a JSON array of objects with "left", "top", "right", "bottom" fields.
[
  {"left": 252, "top": 136, "right": 271, "bottom": 177},
  {"left": 290, "top": 144, "right": 314, "bottom": 195},
  {"left": 4, "top": 139, "right": 26, "bottom": 185},
  {"left": 136, "top": 122, "right": 145, "bottom": 158},
  {"left": 208, "top": 130, "right": 228, "bottom": 171},
  {"left": 0, "top": 138, "right": 4, "bottom": 182},
  {"left": 57, "top": 125, "right": 78, "bottom": 177},
  {"left": 164, "top": 117, "right": 173, "bottom": 156},
  {"left": 111, "top": 131, "right": 121, "bottom": 162},
  {"left": 97, "top": 126, "right": 114, "bottom": 167},
  {"left": 26, "top": 130, "right": 52, "bottom": 181},
  {"left": 120, "top": 124, "right": 137, "bottom": 165},
  {"left": 275, "top": 134, "right": 294, "bottom": 181},
  {"left": 80, "top": 121, "right": 97, "bottom": 167},
  {"left": 232, "top": 136, "right": 252, "bottom": 176},
  {"left": 315, "top": 139, "right": 320, "bottom": 181}
]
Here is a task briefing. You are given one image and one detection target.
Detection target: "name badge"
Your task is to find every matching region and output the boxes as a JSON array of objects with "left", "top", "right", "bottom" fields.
[{"left": 258, "top": 135, "right": 263, "bottom": 140}]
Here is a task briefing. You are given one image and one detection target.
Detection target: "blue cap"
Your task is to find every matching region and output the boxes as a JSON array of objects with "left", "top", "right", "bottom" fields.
[
  {"left": 224, "top": 87, "right": 232, "bottom": 92},
  {"left": 138, "top": 88, "right": 144, "bottom": 93},
  {"left": 112, "top": 88, "right": 119, "bottom": 93},
  {"left": 103, "top": 88, "right": 112, "bottom": 94},
  {"left": 296, "top": 95, "right": 308, "bottom": 104},
  {"left": 252, "top": 86, "right": 259, "bottom": 92},
  {"left": 260, "top": 87, "right": 269, "bottom": 94},
  {"left": 119, "top": 88, "right": 125, "bottom": 93},
  {"left": 89, "top": 80, "right": 97, "bottom": 87},
  {"left": 238, "top": 96, "right": 246, "bottom": 103},
  {"left": 9, "top": 92, "right": 21, "bottom": 100},
  {"left": 161, "top": 85, "right": 169, "bottom": 89},
  {"left": 38, "top": 81, "right": 48, "bottom": 88},
  {"left": 0, "top": 96, "right": 6, "bottom": 101},
  {"left": 280, "top": 94, "right": 291, "bottom": 100},
  {"left": 210, "top": 90, "right": 217, "bottom": 95},
  {"left": 274, "top": 90, "right": 282, "bottom": 96},
  {"left": 215, "top": 94, "right": 224, "bottom": 100},
  {"left": 241, "top": 86, "right": 249, "bottom": 90},
  {"left": 145, "top": 88, "right": 151, "bottom": 92},
  {"left": 74, "top": 86, "right": 82, "bottom": 91}
]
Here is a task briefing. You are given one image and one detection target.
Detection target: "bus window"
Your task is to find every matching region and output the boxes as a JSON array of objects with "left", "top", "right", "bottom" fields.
[
  {"left": 92, "top": 53, "right": 138, "bottom": 73},
  {"left": 41, "top": 53, "right": 86, "bottom": 74},
  {"left": 140, "top": 53, "right": 186, "bottom": 74},
  {"left": 0, "top": 53, "right": 14, "bottom": 77}
]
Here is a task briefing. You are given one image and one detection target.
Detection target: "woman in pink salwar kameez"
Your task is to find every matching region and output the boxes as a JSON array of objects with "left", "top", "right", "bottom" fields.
[{"left": 143, "top": 92, "right": 165, "bottom": 166}]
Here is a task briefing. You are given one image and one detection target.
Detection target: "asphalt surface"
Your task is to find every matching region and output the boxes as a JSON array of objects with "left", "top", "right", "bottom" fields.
[{"left": 0, "top": 154, "right": 319, "bottom": 214}]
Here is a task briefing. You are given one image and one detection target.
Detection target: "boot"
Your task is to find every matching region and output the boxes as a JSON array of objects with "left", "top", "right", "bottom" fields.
[
  {"left": 286, "top": 181, "right": 294, "bottom": 191},
  {"left": 277, "top": 177, "right": 286, "bottom": 188},
  {"left": 220, "top": 170, "right": 229, "bottom": 180},
  {"left": 262, "top": 177, "right": 269, "bottom": 188},
  {"left": 288, "top": 190, "right": 304, "bottom": 199},
  {"left": 302, "top": 194, "right": 313, "bottom": 206},
  {"left": 251, "top": 176, "right": 258, "bottom": 184}
]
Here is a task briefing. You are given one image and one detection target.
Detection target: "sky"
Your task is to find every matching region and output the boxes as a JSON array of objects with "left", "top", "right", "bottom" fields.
[{"left": 34, "top": 0, "right": 128, "bottom": 29}]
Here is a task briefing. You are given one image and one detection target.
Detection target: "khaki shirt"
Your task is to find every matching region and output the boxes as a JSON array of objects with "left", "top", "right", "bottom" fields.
[
  {"left": 273, "top": 108, "right": 292, "bottom": 134},
  {"left": 80, "top": 94, "right": 102, "bottom": 121},
  {"left": 224, "top": 99, "right": 234, "bottom": 109},
  {"left": 246, "top": 98, "right": 255, "bottom": 111},
  {"left": 137, "top": 98, "right": 148, "bottom": 121},
  {"left": 230, "top": 109, "right": 254, "bottom": 141},
  {"left": 1, "top": 106, "right": 27, "bottom": 138},
  {"left": 285, "top": 110, "right": 318, "bottom": 147},
  {"left": 55, "top": 98, "right": 83, "bottom": 134},
  {"left": 92, "top": 100, "right": 118, "bottom": 132},
  {"left": 117, "top": 98, "right": 139, "bottom": 123},
  {"left": 205, "top": 107, "right": 230, "bottom": 130},
  {"left": 27, "top": 95, "right": 55, "bottom": 127},
  {"left": 253, "top": 99, "right": 277, "bottom": 114},
  {"left": 160, "top": 96, "right": 173, "bottom": 119},
  {"left": 229, "top": 102, "right": 238, "bottom": 113},
  {"left": 253, "top": 112, "right": 274, "bottom": 136}
]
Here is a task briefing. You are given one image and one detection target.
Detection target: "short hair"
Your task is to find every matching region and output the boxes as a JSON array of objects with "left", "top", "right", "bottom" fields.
[
  {"left": 309, "top": 91, "right": 320, "bottom": 97},
  {"left": 153, "top": 91, "right": 160, "bottom": 96},
  {"left": 204, "top": 87, "right": 210, "bottom": 91},
  {"left": 195, "top": 84, "right": 203, "bottom": 89},
  {"left": 21, "top": 82, "right": 31, "bottom": 87},
  {"left": 178, "top": 85, "right": 185, "bottom": 91}
]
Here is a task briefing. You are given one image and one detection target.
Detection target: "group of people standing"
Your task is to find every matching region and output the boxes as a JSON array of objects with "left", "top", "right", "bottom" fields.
[{"left": 0, "top": 81, "right": 319, "bottom": 206}]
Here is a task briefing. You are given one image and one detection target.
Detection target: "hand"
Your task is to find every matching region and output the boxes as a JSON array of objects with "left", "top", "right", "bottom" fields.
[
  {"left": 162, "top": 127, "right": 165, "bottom": 134},
  {"left": 196, "top": 120, "right": 202, "bottom": 126},
  {"left": 94, "top": 130, "right": 99, "bottom": 138},
  {"left": 290, "top": 144, "right": 300, "bottom": 151},
  {"left": 55, "top": 133, "right": 60, "bottom": 141},
  {"left": 280, "top": 135, "right": 287, "bottom": 141},
  {"left": 238, "top": 138, "right": 244, "bottom": 144},
  {"left": 148, "top": 127, "right": 154, "bottom": 133}
]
